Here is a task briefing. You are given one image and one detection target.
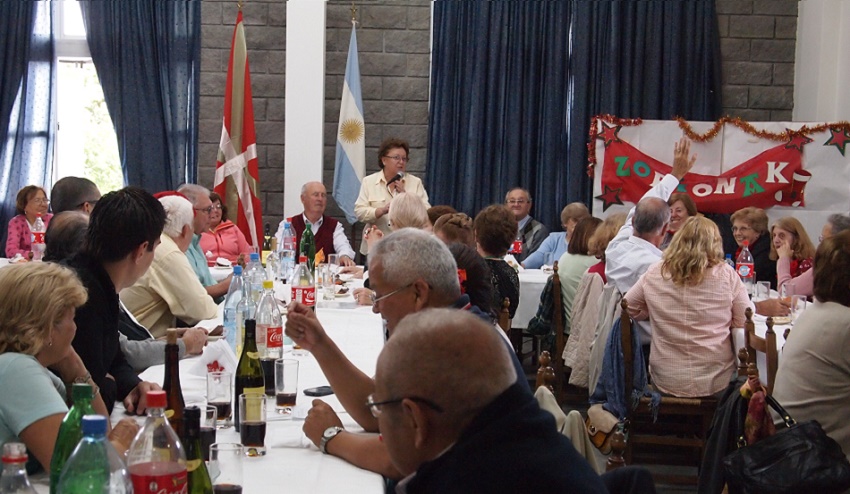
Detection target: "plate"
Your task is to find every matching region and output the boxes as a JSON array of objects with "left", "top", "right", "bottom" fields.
[{"left": 338, "top": 273, "right": 355, "bottom": 282}]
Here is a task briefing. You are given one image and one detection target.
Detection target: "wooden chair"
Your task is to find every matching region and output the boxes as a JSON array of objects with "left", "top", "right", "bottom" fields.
[
  {"left": 620, "top": 298, "right": 719, "bottom": 485},
  {"left": 513, "top": 261, "right": 561, "bottom": 370},
  {"left": 743, "top": 307, "right": 779, "bottom": 394}
]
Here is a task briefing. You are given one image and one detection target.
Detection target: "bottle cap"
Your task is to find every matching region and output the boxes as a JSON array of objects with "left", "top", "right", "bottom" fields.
[
  {"left": 1, "top": 443, "right": 28, "bottom": 464},
  {"left": 82, "top": 415, "right": 107, "bottom": 436},
  {"left": 299, "top": 256, "right": 308, "bottom": 263},
  {"left": 233, "top": 265, "right": 243, "bottom": 275},
  {"left": 71, "top": 382, "right": 93, "bottom": 401},
  {"left": 146, "top": 390, "right": 167, "bottom": 408},
  {"left": 263, "top": 280, "right": 273, "bottom": 289},
  {"left": 743, "top": 240, "right": 749, "bottom": 246},
  {"left": 250, "top": 252, "right": 260, "bottom": 261},
  {"left": 725, "top": 254, "right": 731, "bottom": 258}
]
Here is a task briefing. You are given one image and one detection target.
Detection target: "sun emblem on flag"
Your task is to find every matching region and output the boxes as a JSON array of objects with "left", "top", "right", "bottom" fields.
[{"left": 340, "top": 118, "right": 364, "bottom": 144}]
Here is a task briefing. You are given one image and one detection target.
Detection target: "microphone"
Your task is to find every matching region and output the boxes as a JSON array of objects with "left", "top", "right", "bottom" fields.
[{"left": 387, "top": 172, "right": 405, "bottom": 186}]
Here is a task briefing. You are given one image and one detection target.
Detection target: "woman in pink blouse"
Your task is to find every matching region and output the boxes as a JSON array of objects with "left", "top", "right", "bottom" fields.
[
  {"left": 5, "top": 185, "right": 53, "bottom": 258},
  {"left": 770, "top": 217, "right": 816, "bottom": 295},
  {"left": 199, "top": 192, "right": 252, "bottom": 264},
  {"left": 625, "top": 216, "right": 752, "bottom": 398}
]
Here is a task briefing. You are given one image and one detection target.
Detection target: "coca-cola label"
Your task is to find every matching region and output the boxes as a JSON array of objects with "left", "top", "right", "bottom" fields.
[
  {"left": 510, "top": 239, "right": 522, "bottom": 254},
  {"left": 266, "top": 326, "right": 283, "bottom": 348},
  {"left": 736, "top": 262, "right": 754, "bottom": 279},
  {"left": 32, "top": 232, "right": 45, "bottom": 243},
  {"left": 130, "top": 465, "right": 188, "bottom": 494},
  {"left": 292, "top": 286, "right": 316, "bottom": 307}
]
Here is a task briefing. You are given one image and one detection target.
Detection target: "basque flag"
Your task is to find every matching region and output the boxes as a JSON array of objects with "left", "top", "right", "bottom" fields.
[
  {"left": 333, "top": 22, "right": 366, "bottom": 224},
  {"left": 214, "top": 8, "right": 263, "bottom": 247}
]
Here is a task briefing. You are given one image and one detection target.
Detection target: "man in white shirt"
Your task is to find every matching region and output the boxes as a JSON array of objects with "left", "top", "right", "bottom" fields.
[{"left": 276, "top": 182, "right": 356, "bottom": 266}]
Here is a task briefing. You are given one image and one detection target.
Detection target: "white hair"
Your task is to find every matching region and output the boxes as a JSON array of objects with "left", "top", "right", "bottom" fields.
[
  {"left": 371, "top": 228, "right": 460, "bottom": 299},
  {"left": 177, "top": 183, "right": 211, "bottom": 206},
  {"left": 388, "top": 193, "right": 429, "bottom": 230},
  {"left": 159, "top": 195, "right": 194, "bottom": 238}
]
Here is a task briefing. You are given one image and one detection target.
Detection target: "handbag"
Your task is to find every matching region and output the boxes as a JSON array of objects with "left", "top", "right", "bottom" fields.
[
  {"left": 722, "top": 394, "right": 850, "bottom": 494},
  {"left": 585, "top": 403, "right": 620, "bottom": 454}
]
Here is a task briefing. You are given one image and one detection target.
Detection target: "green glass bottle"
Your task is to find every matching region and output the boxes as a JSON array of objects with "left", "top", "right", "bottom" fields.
[
  {"left": 49, "top": 383, "right": 95, "bottom": 494},
  {"left": 183, "top": 407, "right": 213, "bottom": 494},
  {"left": 300, "top": 222, "right": 316, "bottom": 274},
  {"left": 234, "top": 319, "right": 264, "bottom": 433}
]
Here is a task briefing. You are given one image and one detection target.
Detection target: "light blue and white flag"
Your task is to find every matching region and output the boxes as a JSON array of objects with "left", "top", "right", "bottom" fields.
[{"left": 333, "top": 23, "right": 365, "bottom": 224}]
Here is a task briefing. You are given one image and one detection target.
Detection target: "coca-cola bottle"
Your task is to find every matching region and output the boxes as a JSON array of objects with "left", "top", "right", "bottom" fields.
[
  {"left": 256, "top": 280, "right": 283, "bottom": 396},
  {"left": 162, "top": 329, "right": 186, "bottom": 441},
  {"left": 0, "top": 443, "right": 37, "bottom": 494},
  {"left": 30, "top": 214, "right": 46, "bottom": 262},
  {"left": 49, "top": 383, "right": 96, "bottom": 494},
  {"left": 127, "top": 390, "right": 188, "bottom": 494},
  {"left": 736, "top": 240, "right": 755, "bottom": 297},
  {"left": 291, "top": 256, "right": 316, "bottom": 312}
]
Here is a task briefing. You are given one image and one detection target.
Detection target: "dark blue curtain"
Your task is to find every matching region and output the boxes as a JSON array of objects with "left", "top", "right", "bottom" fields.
[
  {"left": 427, "top": 2, "right": 572, "bottom": 227},
  {"left": 0, "top": 1, "right": 54, "bottom": 237},
  {"left": 427, "top": 0, "right": 723, "bottom": 228},
  {"left": 79, "top": 0, "right": 201, "bottom": 192}
]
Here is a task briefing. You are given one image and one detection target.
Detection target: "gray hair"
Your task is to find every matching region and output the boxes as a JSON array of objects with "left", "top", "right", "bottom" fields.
[
  {"left": 505, "top": 187, "right": 532, "bottom": 203},
  {"left": 633, "top": 197, "right": 670, "bottom": 236},
  {"left": 160, "top": 195, "right": 194, "bottom": 238},
  {"left": 177, "top": 183, "right": 211, "bottom": 207},
  {"left": 371, "top": 228, "right": 460, "bottom": 299},
  {"left": 388, "top": 193, "right": 429, "bottom": 230},
  {"left": 44, "top": 211, "right": 90, "bottom": 262},
  {"left": 377, "top": 309, "right": 515, "bottom": 427},
  {"left": 828, "top": 213, "right": 850, "bottom": 235}
]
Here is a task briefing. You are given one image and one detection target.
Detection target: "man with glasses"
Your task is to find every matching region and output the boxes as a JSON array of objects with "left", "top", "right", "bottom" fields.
[
  {"left": 50, "top": 176, "right": 102, "bottom": 215},
  {"left": 505, "top": 187, "right": 549, "bottom": 262},
  {"left": 177, "top": 183, "right": 232, "bottom": 302},
  {"left": 284, "top": 228, "right": 525, "bottom": 479},
  {"left": 354, "top": 137, "right": 430, "bottom": 259},
  {"left": 372, "top": 308, "right": 606, "bottom": 493}
]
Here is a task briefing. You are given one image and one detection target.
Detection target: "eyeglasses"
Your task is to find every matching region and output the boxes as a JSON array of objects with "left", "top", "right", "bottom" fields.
[
  {"left": 731, "top": 226, "right": 753, "bottom": 233},
  {"left": 31, "top": 198, "right": 50, "bottom": 206},
  {"left": 506, "top": 199, "right": 528, "bottom": 205},
  {"left": 366, "top": 393, "right": 444, "bottom": 418},
  {"left": 194, "top": 205, "right": 214, "bottom": 215},
  {"left": 212, "top": 204, "right": 223, "bottom": 210},
  {"left": 369, "top": 283, "right": 414, "bottom": 306},
  {"left": 76, "top": 199, "right": 99, "bottom": 209},
  {"left": 384, "top": 155, "right": 409, "bottom": 163}
]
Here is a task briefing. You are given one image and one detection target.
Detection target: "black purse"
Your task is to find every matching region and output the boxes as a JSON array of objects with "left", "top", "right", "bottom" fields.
[{"left": 722, "top": 394, "right": 850, "bottom": 494}]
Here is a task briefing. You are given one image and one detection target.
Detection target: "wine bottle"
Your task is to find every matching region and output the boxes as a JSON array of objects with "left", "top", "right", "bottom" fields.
[
  {"left": 234, "top": 319, "right": 264, "bottom": 433},
  {"left": 183, "top": 407, "right": 213, "bottom": 494},
  {"left": 162, "top": 329, "right": 186, "bottom": 441}
]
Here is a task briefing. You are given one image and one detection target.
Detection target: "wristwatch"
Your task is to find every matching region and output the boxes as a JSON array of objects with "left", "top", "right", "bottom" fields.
[{"left": 320, "top": 426, "right": 344, "bottom": 454}]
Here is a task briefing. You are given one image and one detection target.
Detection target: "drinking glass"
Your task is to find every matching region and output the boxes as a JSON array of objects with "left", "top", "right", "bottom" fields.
[
  {"left": 201, "top": 406, "right": 218, "bottom": 462},
  {"left": 755, "top": 281, "right": 771, "bottom": 302},
  {"left": 322, "top": 264, "right": 335, "bottom": 301},
  {"left": 790, "top": 295, "right": 807, "bottom": 324},
  {"left": 543, "top": 252, "right": 554, "bottom": 270},
  {"left": 274, "top": 359, "right": 299, "bottom": 414},
  {"left": 239, "top": 394, "right": 267, "bottom": 456},
  {"left": 207, "top": 371, "right": 233, "bottom": 428},
  {"left": 328, "top": 253, "right": 340, "bottom": 275},
  {"left": 209, "top": 443, "right": 243, "bottom": 493}
]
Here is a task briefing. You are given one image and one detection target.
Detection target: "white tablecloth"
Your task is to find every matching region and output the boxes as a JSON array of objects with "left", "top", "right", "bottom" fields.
[{"left": 513, "top": 269, "right": 550, "bottom": 329}]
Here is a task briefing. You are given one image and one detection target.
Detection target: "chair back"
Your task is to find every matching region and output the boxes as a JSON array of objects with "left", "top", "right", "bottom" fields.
[
  {"left": 551, "top": 260, "right": 565, "bottom": 381},
  {"left": 497, "top": 297, "right": 511, "bottom": 335},
  {"left": 744, "top": 307, "right": 779, "bottom": 394},
  {"left": 621, "top": 298, "right": 635, "bottom": 406}
]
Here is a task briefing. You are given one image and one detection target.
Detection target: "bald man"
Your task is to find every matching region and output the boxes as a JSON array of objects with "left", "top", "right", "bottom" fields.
[
  {"left": 374, "top": 309, "right": 605, "bottom": 493},
  {"left": 276, "top": 181, "right": 355, "bottom": 266}
]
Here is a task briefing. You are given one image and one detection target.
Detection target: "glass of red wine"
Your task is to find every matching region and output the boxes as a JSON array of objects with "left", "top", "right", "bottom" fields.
[
  {"left": 200, "top": 405, "right": 218, "bottom": 462},
  {"left": 207, "top": 371, "right": 233, "bottom": 428},
  {"left": 239, "top": 393, "right": 267, "bottom": 456},
  {"left": 209, "top": 443, "right": 243, "bottom": 493},
  {"left": 274, "top": 359, "right": 299, "bottom": 414}
]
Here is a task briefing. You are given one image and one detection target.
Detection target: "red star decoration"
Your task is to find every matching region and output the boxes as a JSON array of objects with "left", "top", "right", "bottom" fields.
[
  {"left": 595, "top": 185, "right": 623, "bottom": 211},
  {"left": 597, "top": 123, "right": 622, "bottom": 148},
  {"left": 824, "top": 128, "right": 850, "bottom": 156},
  {"left": 785, "top": 130, "right": 813, "bottom": 152}
]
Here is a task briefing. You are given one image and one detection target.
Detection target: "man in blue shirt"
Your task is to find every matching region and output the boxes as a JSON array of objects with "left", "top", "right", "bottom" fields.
[
  {"left": 523, "top": 202, "right": 590, "bottom": 268},
  {"left": 177, "top": 183, "right": 231, "bottom": 303}
]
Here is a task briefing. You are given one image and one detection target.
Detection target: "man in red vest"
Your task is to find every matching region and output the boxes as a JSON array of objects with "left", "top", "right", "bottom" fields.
[{"left": 287, "top": 182, "right": 356, "bottom": 266}]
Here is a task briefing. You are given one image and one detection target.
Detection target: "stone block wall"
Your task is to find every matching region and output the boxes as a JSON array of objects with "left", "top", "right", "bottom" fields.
[{"left": 717, "top": 0, "right": 798, "bottom": 121}]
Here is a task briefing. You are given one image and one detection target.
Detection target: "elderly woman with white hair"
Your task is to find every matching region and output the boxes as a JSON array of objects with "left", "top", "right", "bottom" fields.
[{"left": 120, "top": 193, "right": 218, "bottom": 338}]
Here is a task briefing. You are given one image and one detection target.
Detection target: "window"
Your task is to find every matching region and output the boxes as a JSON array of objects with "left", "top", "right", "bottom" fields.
[{"left": 54, "top": 0, "right": 124, "bottom": 194}]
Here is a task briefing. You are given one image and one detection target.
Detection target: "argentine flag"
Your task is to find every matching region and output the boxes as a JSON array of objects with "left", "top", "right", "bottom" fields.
[{"left": 333, "top": 24, "right": 365, "bottom": 224}]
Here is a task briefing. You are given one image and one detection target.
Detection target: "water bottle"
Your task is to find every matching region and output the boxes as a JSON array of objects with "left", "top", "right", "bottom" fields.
[
  {"left": 736, "top": 240, "right": 755, "bottom": 297},
  {"left": 56, "top": 415, "right": 131, "bottom": 494},
  {"left": 280, "top": 220, "right": 296, "bottom": 283},
  {"left": 245, "top": 252, "right": 264, "bottom": 304},
  {"left": 0, "top": 443, "right": 37, "bottom": 494},
  {"left": 265, "top": 249, "right": 280, "bottom": 282},
  {"left": 30, "top": 214, "right": 46, "bottom": 262},
  {"left": 223, "top": 265, "right": 244, "bottom": 354},
  {"left": 724, "top": 253, "right": 735, "bottom": 269},
  {"left": 50, "top": 384, "right": 96, "bottom": 494},
  {"left": 235, "top": 275, "right": 255, "bottom": 358},
  {"left": 127, "top": 390, "right": 188, "bottom": 494}
]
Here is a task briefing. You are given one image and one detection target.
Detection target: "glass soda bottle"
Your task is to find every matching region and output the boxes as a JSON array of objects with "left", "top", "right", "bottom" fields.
[
  {"left": 162, "top": 329, "right": 186, "bottom": 441},
  {"left": 222, "top": 265, "right": 244, "bottom": 355},
  {"left": 299, "top": 223, "right": 316, "bottom": 275},
  {"left": 127, "top": 390, "right": 188, "bottom": 494},
  {"left": 0, "top": 443, "right": 37, "bottom": 494},
  {"left": 291, "top": 256, "right": 316, "bottom": 312},
  {"left": 30, "top": 214, "right": 46, "bottom": 262},
  {"left": 736, "top": 240, "right": 755, "bottom": 297},
  {"left": 182, "top": 407, "right": 213, "bottom": 494},
  {"left": 56, "top": 415, "right": 131, "bottom": 494},
  {"left": 50, "top": 383, "right": 96, "bottom": 494}
]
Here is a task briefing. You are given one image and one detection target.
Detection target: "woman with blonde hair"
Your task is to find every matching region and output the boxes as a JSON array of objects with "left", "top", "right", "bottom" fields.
[
  {"left": 770, "top": 216, "right": 816, "bottom": 291},
  {"left": 625, "top": 216, "right": 752, "bottom": 398},
  {"left": 0, "top": 263, "right": 138, "bottom": 470}
]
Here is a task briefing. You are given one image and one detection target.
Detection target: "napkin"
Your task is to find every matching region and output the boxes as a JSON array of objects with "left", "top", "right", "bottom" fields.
[
  {"left": 503, "top": 254, "right": 524, "bottom": 272},
  {"left": 188, "top": 339, "right": 238, "bottom": 377}
]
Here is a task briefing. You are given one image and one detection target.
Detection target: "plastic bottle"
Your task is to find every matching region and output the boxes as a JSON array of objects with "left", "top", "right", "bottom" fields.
[
  {"left": 265, "top": 249, "right": 280, "bottom": 283},
  {"left": 162, "top": 329, "right": 186, "bottom": 441},
  {"left": 235, "top": 273, "right": 255, "bottom": 358},
  {"left": 56, "top": 415, "right": 131, "bottom": 494},
  {"left": 725, "top": 253, "right": 735, "bottom": 269},
  {"left": 127, "top": 390, "right": 188, "bottom": 494},
  {"left": 245, "top": 252, "right": 264, "bottom": 304},
  {"left": 736, "top": 240, "right": 755, "bottom": 297},
  {"left": 300, "top": 223, "right": 316, "bottom": 275},
  {"left": 256, "top": 280, "right": 283, "bottom": 396},
  {"left": 0, "top": 443, "right": 37, "bottom": 494},
  {"left": 182, "top": 407, "right": 213, "bottom": 494},
  {"left": 30, "top": 214, "right": 46, "bottom": 262},
  {"left": 234, "top": 319, "right": 264, "bottom": 433},
  {"left": 509, "top": 233, "right": 522, "bottom": 255},
  {"left": 291, "top": 255, "right": 316, "bottom": 312},
  {"left": 280, "top": 220, "right": 296, "bottom": 283},
  {"left": 223, "top": 265, "right": 244, "bottom": 354},
  {"left": 50, "top": 383, "right": 96, "bottom": 494}
]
